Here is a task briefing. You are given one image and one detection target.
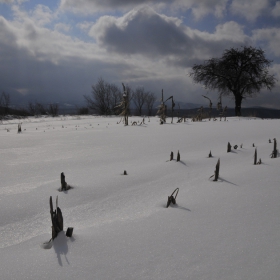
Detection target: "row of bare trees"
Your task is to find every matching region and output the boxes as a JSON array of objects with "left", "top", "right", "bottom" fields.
[
  {"left": 84, "top": 78, "right": 156, "bottom": 116},
  {"left": 28, "top": 102, "right": 59, "bottom": 116},
  {"left": 0, "top": 92, "right": 10, "bottom": 116}
]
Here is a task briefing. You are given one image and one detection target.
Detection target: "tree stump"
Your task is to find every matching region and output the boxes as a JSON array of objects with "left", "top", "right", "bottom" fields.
[
  {"left": 166, "top": 188, "right": 179, "bottom": 208},
  {"left": 254, "top": 148, "right": 257, "bottom": 165},
  {"left": 177, "top": 151, "right": 180, "bottom": 162},
  {"left": 50, "top": 196, "right": 63, "bottom": 240},
  {"left": 227, "top": 142, "right": 231, "bottom": 152},
  {"left": 61, "top": 172, "right": 67, "bottom": 191},
  {"left": 213, "top": 158, "right": 220, "bottom": 181},
  {"left": 170, "top": 151, "right": 174, "bottom": 161}
]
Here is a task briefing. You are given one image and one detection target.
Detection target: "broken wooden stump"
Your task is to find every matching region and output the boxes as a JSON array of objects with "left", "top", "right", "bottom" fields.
[
  {"left": 227, "top": 142, "right": 231, "bottom": 152},
  {"left": 208, "top": 150, "right": 212, "bottom": 158},
  {"left": 123, "top": 170, "right": 127, "bottom": 175},
  {"left": 271, "top": 138, "right": 278, "bottom": 158},
  {"left": 254, "top": 148, "right": 257, "bottom": 165},
  {"left": 166, "top": 188, "right": 179, "bottom": 208},
  {"left": 66, "top": 227, "right": 74, "bottom": 237},
  {"left": 170, "top": 151, "right": 174, "bottom": 161},
  {"left": 61, "top": 172, "right": 68, "bottom": 191},
  {"left": 210, "top": 158, "right": 220, "bottom": 181},
  {"left": 50, "top": 196, "right": 63, "bottom": 240},
  {"left": 18, "top": 124, "right": 22, "bottom": 133},
  {"left": 177, "top": 150, "right": 180, "bottom": 162},
  {"left": 234, "top": 145, "right": 238, "bottom": 149}
]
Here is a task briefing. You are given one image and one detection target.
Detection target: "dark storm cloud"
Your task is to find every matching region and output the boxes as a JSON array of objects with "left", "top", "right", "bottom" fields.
[{"left": 89, "top": 7, "right": 251, "bottom": 67}]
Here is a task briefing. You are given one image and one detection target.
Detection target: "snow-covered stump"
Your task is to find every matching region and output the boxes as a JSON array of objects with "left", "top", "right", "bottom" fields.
[
  {"left": 170, "top": 151, "right": 174, "bottom": 161},
  {"left": 208, "top": 150, "right": 212, "bottom": 158},
  {"left": 227, "top": 142, "right": 231, "bottom": 152},
  {"left": 166, "top": 188, "right": 179, "bottom": 208}
]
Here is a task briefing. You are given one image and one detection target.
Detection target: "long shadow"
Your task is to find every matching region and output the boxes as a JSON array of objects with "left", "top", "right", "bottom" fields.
[
  {"left": 53, "top": 232, "right": 70, "bottom": 266},
  {"left": 218, "top": 177, "right": 238, "bottom": 186},
  {"left": 171, "top": 204, "right": 191, "bottom": 211}
]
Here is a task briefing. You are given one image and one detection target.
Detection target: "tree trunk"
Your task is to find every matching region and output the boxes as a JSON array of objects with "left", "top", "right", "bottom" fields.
[{"left": 235, "top": 95, "right": 243, "bottom": 116}]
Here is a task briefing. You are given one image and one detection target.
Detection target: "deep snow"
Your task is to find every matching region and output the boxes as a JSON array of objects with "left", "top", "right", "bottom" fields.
[{"left": 1, "top": 115, "right": 280, "bottom": 280}]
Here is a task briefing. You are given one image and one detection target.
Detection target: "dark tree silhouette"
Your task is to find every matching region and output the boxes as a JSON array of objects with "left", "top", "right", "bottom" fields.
[
  {"left": 132, "top": 87, "right": 149, "bottom": 116},
  {"left": 189, "top": 46, "right": 276, "bottom": 116},
  {"left": 145, "top": 92, "right": 156, "bottom": 116}
]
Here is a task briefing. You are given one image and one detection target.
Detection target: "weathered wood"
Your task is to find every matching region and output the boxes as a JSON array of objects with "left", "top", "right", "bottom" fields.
[
  {"left": 213, "top": 158, "right": 220, "bottom": 181},
  {"left": 66, "top": 227, "right": 74, "bottom": 237},
  {"left": 166, "top": 188, "right": 179, "bottom": 208},
  {"left": 227, "top": 142, "right": 231, "bottom": 152},
  {"left": 271, "top": 138, "right": 277, "bottom": 158},
  {"left": 208, "top": 150, "right": 212, "bottom": 158},
  {"left": 254, "top": 148, "right": 257, "bottom": 165},
  {"left": 170, "top": 151, "right": 174, "bottom": 161},
  {"left": 49, "top": 196, "right": 63, "bottom": 240},
  {"left": 61, "top": 172, "right": 67, "bottom": 191},
  {"left": 176, "top": 150, "right": 180, "bottom": 162}
]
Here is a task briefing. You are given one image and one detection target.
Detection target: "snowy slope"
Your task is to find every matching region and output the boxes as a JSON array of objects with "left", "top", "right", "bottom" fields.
[{"left": 0, "top": 116, "right": 280, "bottom": 280}]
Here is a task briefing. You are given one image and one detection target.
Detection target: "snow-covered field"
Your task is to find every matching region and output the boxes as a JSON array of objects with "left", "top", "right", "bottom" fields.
[{"left": 1, "top": 115, "right": 280, "bottom": 280}]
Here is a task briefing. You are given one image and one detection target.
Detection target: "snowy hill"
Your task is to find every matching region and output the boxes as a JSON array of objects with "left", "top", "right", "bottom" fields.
[{"left": 0, "top": 116, "right": 280, "bottom": 280}]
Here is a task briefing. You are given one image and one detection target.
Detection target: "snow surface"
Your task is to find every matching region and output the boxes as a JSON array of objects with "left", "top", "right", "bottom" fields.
[{"left": 1, "top": 115, "right": 280, "bottom": 280}]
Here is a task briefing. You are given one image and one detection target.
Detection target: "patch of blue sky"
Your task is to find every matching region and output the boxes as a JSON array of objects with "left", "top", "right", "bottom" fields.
[{"left": 0, "top": 3, "right": 14, "bottom": 21}]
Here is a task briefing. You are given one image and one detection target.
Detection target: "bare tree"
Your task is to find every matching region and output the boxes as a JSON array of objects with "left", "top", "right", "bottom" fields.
[
  {"left": 109, "top": 84, "right": 122, "bottom": 115},
  {"left": 190, "top": 46, "right": 276, "bottom": 116},
  {"left": 48, "top": 103, "right": 59, "bottom": 117},
  {"left": 28, "top": 102, "right": 36, "bottom": 115},
  {"left": 36, "top": 102, "right": 47, "bottom": 115},
  {"left": 132, "top": 87, "right": 149, "bottom": 116},
  {"left": 145, "top": 92, "right": 156, "bottom": 116},
  {"left": 0, "top": 92, "right": 10, "bottom": 115},
  {"left": 84, "top": 78, "right": 111, "bottom": 115}
]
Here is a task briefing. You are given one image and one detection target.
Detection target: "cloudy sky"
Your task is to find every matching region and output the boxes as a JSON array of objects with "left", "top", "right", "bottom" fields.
[{"left": 0, "top": 0, "right": 280, "bottom": 109}]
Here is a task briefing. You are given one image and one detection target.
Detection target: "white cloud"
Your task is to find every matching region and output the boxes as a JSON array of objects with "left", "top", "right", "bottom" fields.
[
  {"left": 59, "top": 0, "right": 227, "bottom": 20},
  {"left": 230, "top": 0, "right": 269, "bottom": 21},
  {"left": 55, "top": 23, "right": 71, "bottom": 32},
  {"left": 252, "top": 28, "right": 280, "bottom": 57}
]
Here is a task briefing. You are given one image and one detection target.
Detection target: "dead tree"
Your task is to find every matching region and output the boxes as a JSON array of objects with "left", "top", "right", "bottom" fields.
[
  {"left": 165, "top": 95, "right": 175, "bottom": 123},
  {"left": 115, "top": 83, "right": 130, "bottom": 126},
  {"left": 157, "top": 89, "right": 166, "bottom": 124},
  {"left": 166, "top": 188, "right": 179, "bottom": 208},
  {"left": 202, "top": 95, "right": 212, "bottom": 120}
]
